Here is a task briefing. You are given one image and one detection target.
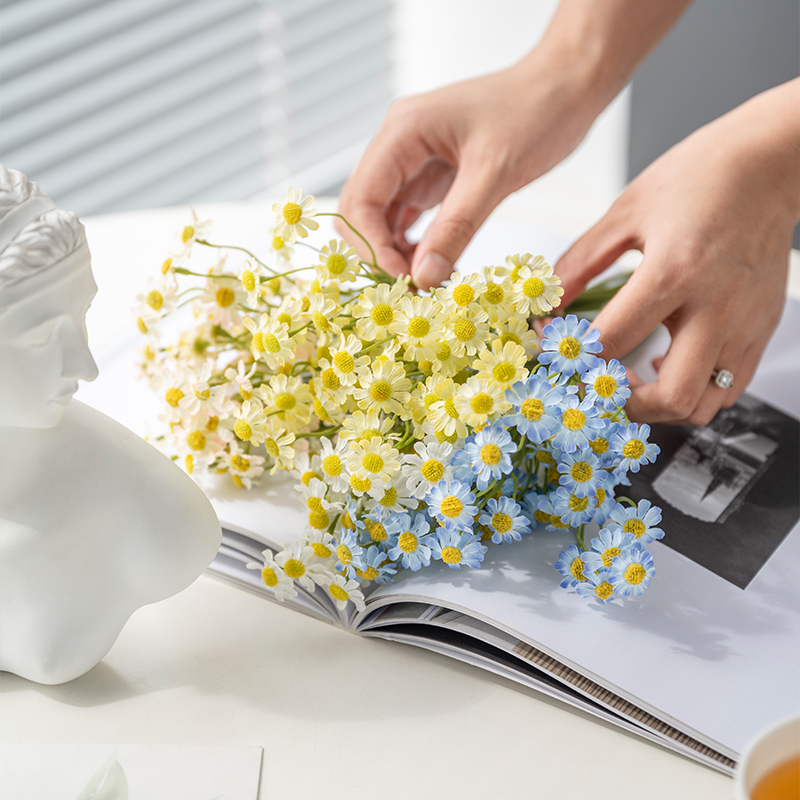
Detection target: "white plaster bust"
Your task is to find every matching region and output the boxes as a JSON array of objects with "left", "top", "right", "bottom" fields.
[{"left": 0, "top": 166, "right": 221, "bottom": 685}]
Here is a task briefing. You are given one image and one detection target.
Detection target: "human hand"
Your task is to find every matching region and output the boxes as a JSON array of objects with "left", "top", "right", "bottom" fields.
[{"left": 556, "top": 80, "right": 800, "bottom": 425}]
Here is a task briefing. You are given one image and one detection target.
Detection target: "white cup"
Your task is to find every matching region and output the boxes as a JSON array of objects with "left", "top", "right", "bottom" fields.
[{"left": 733, "top": 713, "right": 800, "bottom": 799}]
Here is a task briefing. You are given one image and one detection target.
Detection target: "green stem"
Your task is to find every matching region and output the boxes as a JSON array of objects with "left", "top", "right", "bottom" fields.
[
  {"left": 616, "top": 495, "right": 638, "bottom": 508},
  {"left": 317, "top": 212, "right": 377, "bottom": 267},
  {"left": 296, "top": 426, "right": 343, "bottom": 439},
  {"left": 196, "top": 240, "right": 278, "bottom": 274},
  {"left": 355, "top": 334, "right": 395, "bottom": 358},
  {"left": 576, "top": 524, "right": 586, "bottom": 550}
]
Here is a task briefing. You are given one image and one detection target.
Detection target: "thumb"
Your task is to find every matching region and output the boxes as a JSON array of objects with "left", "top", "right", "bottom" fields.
[{"left": 411, "top": 164, "right": 503, "bottom": 290}]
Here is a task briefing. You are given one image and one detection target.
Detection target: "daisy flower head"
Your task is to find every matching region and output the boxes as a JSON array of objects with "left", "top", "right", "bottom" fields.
[
  {"left": 234, "top": 399, "right": 268, "bottom": 445},
  {"left": 477, "top": 267, "right": 513, "bottom": 325},
  {"left": 263, "top": 424, "right": 296, "bottom": 473},
  {"left": 325, "top": 574, "right": 366, "bottom": 612},
  {"left": 575, "top": 568, "right": 616, "bottom": 603},
  {"left": 292, "top": 449, "right": 323, "bottom": 489},
  {"left": 551, "top": 395, "right": 606, "bottom": 453},
  {"left": 364, "top": 470, "right": 418, "bottom": 516},
  {"left": 346, "top": 437, "right": 400, "bottom": 486},
  {"left": 610, "top": 423, "right": 660, "bottom": 473},
  {"left": 316, "top": 239, "right": 360, "bottom": 283},
  {"left": 238, "top": 260, "right": 263, "bottom": 306},
  {"left": 223, "top": 440, "right": 266, "bottom": 489},
  {"left": 427, "top": 338, "right": 469, "bottom": 378},
  {"left": 557, "top": 448, "right": 604, "bottom": 498},
  {"left": 136, "top": 274, "right": 178, "bottom": 326},
  {"left": 436, "top": 271, "right": 486, "bottom": 313},
  {"left": 355, "top": 546, "right": 397, "bottom": 585},
  {"left": 443, "top": 305, "right": 490, "bottom": 357},
  {"left": 338, "top": 407, "right": 393, "bottom": 443},
  {"left": 353, "top": 281, "right": 406, "bottom": 341},
  {"left": 272, "top": 186, "right": 319, "bottom": 244},
  {"left": 307, "top": 292, "right": 343, "bottom": 347},
  {"left": 246, "top": 549, "right": 297, "bottom": 602},
  {"left": 256, "top": 374, "right": 313, "bottom": 431},
  {"left": 550, "top": 486, "right": 596, "bottom": 528},
  {"left": 331, "top": 529, "right": 366, "bottom": 579},
  {"left": 538, "top": 315, "right": 603, "bottom": 377},
  {"left": 172, "top": 424, "right": 231, "bottom": 469},
  {"left": 353, "top": 359, "right": 412, "bottom": 418},
  {"left": 554, "top": 544, "right": 588, "bottom": 589},
  {"left": 586, "top": 419, "right": 622, "bottom": 468},
  {"left": 387, "top": 512, "right": 434, "bottom": 571},
  {"left": 269, "top": 228, "right": 294, "bottom": 263},
  {"left": 536, "top": 494, "right": 572, "bottom": 531},
  {"left": 199, "top": 260, "right": 246, "bottom": 328},
  {"left": 475, "top": 339, "right": 529, "bottom": 389},
  {"left": 583, "top": 359, "right": 631, "bottom": 411},
  {"left": 401, "top": 440, "right": 455, "bottom": 499},
  {"left": 317, "top": 437, "right": 351, "bottom": 494},
  {"left": 360, "top": 507, "right": 402, "bottom": 547},
  {"left": 454, "top": 376, "right": 508, "bottom": 428},
  {"left": 244, "top": 314, "right": 294, "bottom": 369},
  {"left": 510, "top": 256, "right": 564, "bottom": 316},
  {"left": 608, "top": 499, "right": 664, "bottom": 544},
  {"left": 313, "top": 365, "right": 349, "bottom": 411},
  {"left": 430, "top": 529, "right": 487, "bottom": 570},
  {"left": 478, "top": 496, "right": 530, "bottom": 544},
  {"left": 426, "top": 480, "right": 477, "bottom": 532},
  {"left": 224, "top": 359, "right": 257, "bottom": 401},
  {"left": 581, "top": 527, "right": 636, "bottom": 573},
  {"left": 492, "top": 316, "right": 539, "bottom": 356},
  {"left": 504, "top": 252, "right": 538, "bottom": 281},
  {"left": 609, "top": 546, "right": 655, "bottom": 597},
  {"left": 461, "top": 425, "right": 515, "bottom": 490},
  {"left": 592, "top": 479, "right": 617, "bottom": 524},
  {"left": 176, "top": 208, "right": 211, "bottom": 259},
  {"left": 152, "top": 365, "right": 193, "bottom": 424},
  {"left": 426, "top": 378, "right": 469, "bottom": 440},
  {"left": 389, "top": 294, "right": 444, "bottom": 362},
  {"left": 274, "top": 541, "right": 324, "bottom": 593},
  {"left": 305, "top": 529, "right": 336, "bottom": 561},
  {"left": 327, "top": 334, "right": 370, "bottom": 387},
  {"left": 504, "top": 373, "right": 563, "bottom": 444}
]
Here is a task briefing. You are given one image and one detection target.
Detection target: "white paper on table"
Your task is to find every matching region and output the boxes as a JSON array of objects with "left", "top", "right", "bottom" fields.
[{"left": 0, "top": 744, "right": 262, "bottom": 800}]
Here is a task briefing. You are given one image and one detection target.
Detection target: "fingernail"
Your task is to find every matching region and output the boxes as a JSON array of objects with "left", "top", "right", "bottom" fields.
[{"left": 413, "top": 252, "right": 451, "bottom": 289}]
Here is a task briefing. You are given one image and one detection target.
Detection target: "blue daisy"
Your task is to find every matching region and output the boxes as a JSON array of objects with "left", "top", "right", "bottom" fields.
[
  {"left": 522, "top": 490, "right": 545, "bottom": 529},
  {"left": 504, "top": 374, "right": 563, "bottom": 444},
  {"left": 551, "top": 395, "right": 606, "bottom": 453},
  {"left": 575, "top": 568, "right": 616, "bottom": 603},
  {"left": 591, "top": 479, "right": 617, "bottom": 525},
  {"left": 583, "top": 359, "right": 631, "bottom": 410},
  {"left": 478, "top": 496, "right": 530, "bottom": 544},
  {"left": 387, "top": 512, "right": 434, "bottom": 571},
  {"left": 554, "top": 543, "right": 588, "bottom": 589},
  {"left": 537, "top": 494, "right": 572, "bottom": 532},
  {"left": 426, "top": 480, "right": 477, "bottom": 531},
  {"left": 608, "top": 545, "right": 655, "bottom": 597},
  {"left": 608, "top": 499, "right": 664, "bottom": 544},
  {"left": 557, "top": 448, "right": 604, "bottom": 498},
  {"left": 538, "top": 314, "right": 603, "bottom": 376},
  {"left": 331, "top": 529, "right": 366, "bottom": 579},
  {"left": 359, "top": 506, "right": 405, "bottom": 547},
  {"left": 356, "top": 545, "right": 397, "bottom": 585},
  {"left": 610, "top": 423, "right": 660, "bottom": 473},
  {"left": 586, "top": 419, "right": 623, "bottom": 469},
  {"left": 580, "top": 527, "right": 636, "bottom": 573},
  {"left": 430, "top": 529, "right": 487, "bottom": 569},
  {"left": 551, "top": 486, "right": 597, "bottom": 527},
  {"left": 462, "top": 425, "right": 516, "bottom": 490}
]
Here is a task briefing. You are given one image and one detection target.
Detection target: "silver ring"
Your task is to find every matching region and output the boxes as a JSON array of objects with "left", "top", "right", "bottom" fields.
[{"left": 712, "top": 369, "right": 734, "bottom": 389}]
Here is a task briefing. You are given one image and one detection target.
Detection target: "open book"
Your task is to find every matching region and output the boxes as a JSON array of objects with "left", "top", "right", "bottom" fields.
[{"left": 203, "top": 300, "right": 800, "bottom": 776}]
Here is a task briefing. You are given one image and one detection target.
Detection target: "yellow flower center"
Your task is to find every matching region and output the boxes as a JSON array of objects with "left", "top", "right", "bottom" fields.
[
  {"left": 558, "top": 336, "right": 581, "bottom": 360},
  {"left": 594, "top": 375, "right": 617, "bottom": 398},
  {"left": 589, "top": 437, "right": 609, "bottom": 455},
  {"left": 309, "top": 509, "right": 330, "bottom": 529},
  {"left": 137, "top": 317, "right": 148, "bottom": 333},
  {"left": 499, "top": 331, "right": 521, "bottom": 346},
  {"left": 275, "top": 392, "right": 296, "bottom": 411},
  {"left": 595, "top": 581, "right": 614, "bottom": 600},
  {"left": 329, "top": 584, "right": 349, "bottom": 602},
  {"left": 161, "top": 257, "right": 172, "bottom": 274},
  {"left": 624, "top": 563, "right": 647, "bottom": 585},
  {"left": 272, "top": 235, "right": 285, "bottom": 250},
  {"left": 263, "top": 333, "right": 281, "bottom": 354},
  {"left": 480, "top": 443, "right": 502, "bottom": 465},
  {"left": 350, "top": 474, "right": 371, "bottom": 493},
  {"left": 283, "top": 558, "right": 305, "bottom": 579},
  {"left": 570, "top": 557, "right": 586, "bottom": 582},
  {"left": 356, "top": 566, "right": 379, "bottom": 581},
  {"left": 444, "top": 398, "right": 459, "bottom": 419},
  {"left": 370, "top": 380, "right": 392, "bottom": 402},
  {"left": 146, "top": 290, "right": 163, "bottom": 310},
  {"left": 562, "top": 408, "right": 586, "bottom": 431},
  {"left": 595, "top": 487, "right": 606, "bottom": 506},
  {"left": 492, "top": 361, "right": 516, "bottom": 384},
  {"left": 623, "top": 519, "right": 647, "bottom": 539},
  {"left": 371, "top": 304, "right": 394, "bottom": 327},
  {"left": 568, "top": 494, "right": 589, "bottom": 512},
  {"left": 301, "top": 470, "right": 319, "bottom": 486},
  {"left": 241, "top": 271, "right": 256, "bottom": 292},
  {"left": 435, "top": 341, "right": 451, "bottom": 361},
  {"left": 366, "top": 520, "right": 387, "bottom": 542},
  {"left": 454, "top": 318, "right": 476, "bottom": 342},
  {"left": 380, "top": 487, "right": 397, "bottom": 507},
  {"left": 492, "top": 512, "right": 513, "bottom": 533},
  {"left": 333, "top": 351, "right": 355, "bottom": 374},
  {"left": 181, "top": 225, "right": 194, "bottom": 243},
  {"left": 435, "top": 430, "right": 458, "bottom": 444},
  {"left": 536, "top": 450, "right": 555, "bottom": 465},
  {"left": 251, "top": 331, "right": 265, "bottom": 353},
  {"left": 312, "top": 542, "right": 332, "bottom": 558},
  {"left": 407, "top": 316, "right": 431, "bottom": 338},
  {"left": 282, "top": 202, "right": 302, "bottom": 225},
  {"left": 452, "top": 284, "right": 475, "bottom": 306},
  {"left": 327, "top": 253, "right": 347, "bottom": 275},
  {"left": 483, "top": 283, "right": 504, "bottom": 304},
  {"left": 362, "top": 453, "right": 384, "bottom": 473},
  {"left": 165, "top": 387, "right": 184, "bottom": 407},
  {"left": 622, "top": 439, "right": 646, "bottom": 460},
  {"left": 399, "top": 532, "right": 418, "bottom": 553},
  {"left": 470, "top": 392, "right": 494, "bottom": 415},
  {"left": 601, "top": 547, "right": 621, "bottom": 568},
  {"left": 439, "top": 496, "right": 463, "bottom": 518},
  {"left": 336, "top": 544, "right": 352, "bottom": 565},
  {"left": 262, "top": 567, "right": 279, "bottom": 587},
  {"left": 570, "top": 461, "right": 593, "bottom": 483},
  {"left": 312, "top": 312, "right": 330, "bottom": 332},
  {"left": 265, "top": 437, "right": 280, "bottom": 458},
  {"left": 520, "top": 397, "right": 544, "bottom": 421},
  {"left": 534, "top": 510, "right": 551, "bottom": 524},
  {"left": 234, "top": 419, "right": 252, "bottom": 440},
  {"left": 322, "top": 454, "right": 342, "bottom": 476},
  {"left": 216, "top": 287, "right": 235, "bottom": 307},
  {"left": 307, "top": 497, "right": 323, "bottom": 512},
  {"left": 441, "top": 546, "right": 462, "bottom": 565},
  {"left": 231, "top": 455, "right": 250, "bottom": 472},
  {"left": 185, "top": 454, "right": 194, "bottom": 474},
  {"left": 421, "top": 459, "right": 445, "bottom": 482},
  {"left": 195, "top": 387, "right": 210, "bottom": 400},
  {"left": 278, "top": 312, "right": 291, "bottom": 325},
  {"left": 322, "top": 369, "right": 340, "bottom": 391},
  {"left": 187, "top": 430, "right": 206, "bottom": 451},
  {"left": 340, "top": 511, "right": 355, "bottom": 530},
  {"left": 522, "top": 276, "right": 544, "bottom": 298}
]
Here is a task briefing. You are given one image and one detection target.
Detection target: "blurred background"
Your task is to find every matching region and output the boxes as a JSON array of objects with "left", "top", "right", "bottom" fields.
[{"left": 0, "top": 0, "right": 797, "bottom": 239}]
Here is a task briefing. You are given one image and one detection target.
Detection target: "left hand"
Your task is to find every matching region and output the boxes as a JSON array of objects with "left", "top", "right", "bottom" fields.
[{"left": 555, "top": 78, "right": 800, "bottom": 425}]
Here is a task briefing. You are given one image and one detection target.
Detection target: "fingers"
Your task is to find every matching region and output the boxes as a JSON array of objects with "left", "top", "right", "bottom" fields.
[{"left": 410, "top": 161, "right": 506, "bottom": 290}]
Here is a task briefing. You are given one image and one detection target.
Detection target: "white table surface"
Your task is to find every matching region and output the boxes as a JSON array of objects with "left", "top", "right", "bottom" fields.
[{"left": 3, "top": 193, "right": 797, "bottom": 799}]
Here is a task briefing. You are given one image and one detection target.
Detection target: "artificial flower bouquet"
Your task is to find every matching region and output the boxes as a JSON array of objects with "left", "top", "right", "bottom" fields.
[{"left": 136, "top": 189, "right": 662, "bottom": 611}]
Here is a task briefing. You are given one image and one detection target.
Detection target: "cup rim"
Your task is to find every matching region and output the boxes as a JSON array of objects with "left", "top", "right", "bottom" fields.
[{"left": 734, "top": 712, "right": 800, "bottom": 798}]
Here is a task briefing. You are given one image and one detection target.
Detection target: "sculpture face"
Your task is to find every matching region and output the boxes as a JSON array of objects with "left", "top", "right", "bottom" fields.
[{"left": 0, "top": 265, "right": 98, "bottom": 428}]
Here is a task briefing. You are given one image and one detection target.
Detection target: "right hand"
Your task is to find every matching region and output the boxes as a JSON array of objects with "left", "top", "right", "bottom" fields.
[{"left": 337, "top": 58, "right": 600, "bottom": 289}]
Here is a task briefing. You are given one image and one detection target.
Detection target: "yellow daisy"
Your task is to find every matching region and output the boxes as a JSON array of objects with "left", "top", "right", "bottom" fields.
[
  {"left": 510, "top": 256, "right": 564, "bottom": 316},
  {"left": 453, "top": 376, "right": 508, "bottom": 427},
  {"left": 255, "top": 374, "right": 313, "bottom": 430},
  {"left": 328, "top": 334, "right": 370, "bottom": 386},
  {"left": 443, "top": 305, "right": 490, "bottom": 357},
  {"left": 353, "top": 359, "right": 412, "bottom": 418},
  {"left": 338, "top": 407, "right": 393, "bottom": 442},
  {"left": 389, "top": 295, "right": 444, "bottom": 362},
  {"left": 271, "top": 186, "right": 319, "bottom": 244},
  {"left": 435, "top": 271, "right": 486, "bottom": 313},
  {"left": 316, "top": 239, "right": 361, "bottom": 283},
  {"left": 352, "top": 281, "right": 406, "bottom": 341},
  {"left": 474, "top": 340, "right": 530, "bottom": 388},
  {"left": 263, "top": 423, "right": 296, "bottom": 473},
  {"left": 425, "top": 377, "right": 469, "bottom": 439},
  {"left": 346, "top": 438, "right": 401, "bottom": 485},
  {"left": 492, "top": 316, "right": 539, "bottom": 355},
  {"left": 243, "top": 313, "right": 295, "bottom": 369}
]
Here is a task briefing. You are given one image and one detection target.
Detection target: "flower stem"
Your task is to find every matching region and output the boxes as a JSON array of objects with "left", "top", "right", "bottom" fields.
[{"left": 196, "top": 240, "right": 278, "bottom": 274}]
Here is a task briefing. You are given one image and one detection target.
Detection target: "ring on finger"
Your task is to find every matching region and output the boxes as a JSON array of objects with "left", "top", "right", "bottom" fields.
[{"left": 711, "top": 368, "right": 734, "bottom": 390}]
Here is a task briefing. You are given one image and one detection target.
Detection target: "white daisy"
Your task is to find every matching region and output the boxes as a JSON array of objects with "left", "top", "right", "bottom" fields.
[
  {"left": 346, "top": 438, "right": 400, "bottom": 485},
  {"left": 318, "top": 437, "right": 351, "bottom": 494},
  {"left": 272, "top": 187, "right": 319, "bottom": 244},
  {"left": 454, "top": 377, "right": 508, "bottom": 428},
  {"left": 353, "top": 359, "right": 412, "bottom": 418},
  {"left": 243, "top": 314, "right": 295, "bottom": 369},
  {"left": 510, "top": 256, "right": 564, "bottom": 316},
  {"left": 316, "top": 239, "right": 361, "bottom": 282},
  {"left": 246, "top": 549, "right": 297, "bottom": 602},
  {"left": 389, "top": 294, "right": 444, "bottom": 362},
  {"left": 324, "top": 574, "right": 366, "bottom": 612},
  {"left": 401, "top": 440, "right": 455, "bottom": 499},
  {"left": 352, "top": 281, "right": 406, "bottom": 341}
]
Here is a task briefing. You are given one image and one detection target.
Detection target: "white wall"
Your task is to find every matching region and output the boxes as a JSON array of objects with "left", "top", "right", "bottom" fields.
[{"left": 392, "top": 0, "right": 630, "bottom": 234}]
